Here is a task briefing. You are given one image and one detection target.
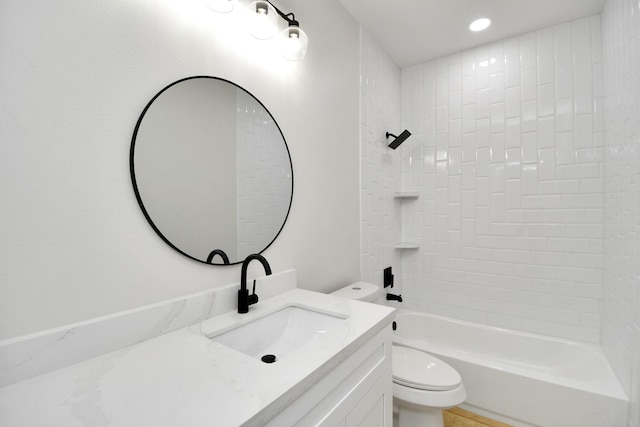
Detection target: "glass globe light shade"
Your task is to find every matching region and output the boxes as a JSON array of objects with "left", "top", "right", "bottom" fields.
[
  {"left": 249, "top": 1, "right": 278, "bottom": 40},
  {"left": 281, "top": 24, "right": 308, "bottom": 61}
]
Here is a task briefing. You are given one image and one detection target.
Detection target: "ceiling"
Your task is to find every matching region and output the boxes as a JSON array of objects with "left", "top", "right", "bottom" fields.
[{"left": 337, "top": 0, "right": 605, "bottom": 68}]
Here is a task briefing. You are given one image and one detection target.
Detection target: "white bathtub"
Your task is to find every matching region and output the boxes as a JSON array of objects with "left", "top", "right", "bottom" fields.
[{"left": 392, "top": 310, "right": 628, "bottom": 427}]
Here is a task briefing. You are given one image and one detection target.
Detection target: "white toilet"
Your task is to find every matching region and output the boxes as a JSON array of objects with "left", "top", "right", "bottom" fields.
[{"left": 331, "top": 282, "right": 466, "bottom": 427}]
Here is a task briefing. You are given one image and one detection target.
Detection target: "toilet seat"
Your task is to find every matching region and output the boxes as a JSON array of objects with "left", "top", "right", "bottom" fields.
[{"left": 392, "top": 345, "right": 462, "bottom": 391}]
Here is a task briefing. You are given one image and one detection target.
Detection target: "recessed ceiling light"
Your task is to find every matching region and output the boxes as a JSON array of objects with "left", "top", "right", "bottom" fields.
[{"left": 469, "top": 18, "right": 491, "bottom": 32}]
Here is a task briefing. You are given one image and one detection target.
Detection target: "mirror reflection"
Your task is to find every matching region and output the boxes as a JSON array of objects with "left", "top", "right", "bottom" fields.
[{"left": 131, "top": 76, "right": 293, "bottom": 265}]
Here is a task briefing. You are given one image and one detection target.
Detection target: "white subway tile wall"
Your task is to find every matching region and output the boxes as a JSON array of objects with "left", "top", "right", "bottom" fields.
[
  {"left": 361, "top": 16, "right": 605, "bottom": 342},
  {"left": 396, "top": 16, "right": 605, "bottom": 342},
  {"left": 360, "top": 29, "right": 403, "bottom": 288},
  {"left": 360, "top": 3, "right": 639, "bottom": 424},
  {"left": 602, "top": 0, "right": 640, "bottom": 424}
]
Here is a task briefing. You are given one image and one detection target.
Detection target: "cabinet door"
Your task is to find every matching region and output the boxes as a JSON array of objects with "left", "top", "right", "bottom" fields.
[
  {"left": 264, "top": 329, "right": 392, "bottom": 427},
  {"left": 345, "top": 368, "right": 392, "bottom": 427}
]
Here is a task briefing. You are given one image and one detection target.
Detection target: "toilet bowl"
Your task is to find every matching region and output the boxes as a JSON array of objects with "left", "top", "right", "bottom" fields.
[
  {"left": 392, "top": 345, "right": 466, "bottom": 427},
  {"left": 331, "top": 282, "right": 466, "bottom": 427}
]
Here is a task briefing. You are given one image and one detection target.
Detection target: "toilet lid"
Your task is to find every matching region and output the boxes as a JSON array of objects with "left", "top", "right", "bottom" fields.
[{"left": 392, "top": 345, "right": 462, "bottom": 391}]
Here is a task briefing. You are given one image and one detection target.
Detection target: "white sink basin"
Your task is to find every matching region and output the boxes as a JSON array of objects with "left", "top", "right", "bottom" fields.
[{"left": 208, "top": 305, "right": 347, "bottom": 362}]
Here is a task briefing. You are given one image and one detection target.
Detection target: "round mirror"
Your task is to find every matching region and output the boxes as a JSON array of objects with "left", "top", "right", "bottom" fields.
[{"left": 130, "top": 76, "right": 293, "bottom": 265}]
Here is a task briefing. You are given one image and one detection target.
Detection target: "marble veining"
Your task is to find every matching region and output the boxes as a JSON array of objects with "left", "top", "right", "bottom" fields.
[
  {"left": 0, "top": 270, "right": 297, "bottom": 388},
  {"left": 0, "top": 286, "right": 395, "bottom": 427}
]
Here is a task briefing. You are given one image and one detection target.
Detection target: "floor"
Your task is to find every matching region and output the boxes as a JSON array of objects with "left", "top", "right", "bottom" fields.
[{"left": 443, "top": 407, "right": 513, "bottom": 427}]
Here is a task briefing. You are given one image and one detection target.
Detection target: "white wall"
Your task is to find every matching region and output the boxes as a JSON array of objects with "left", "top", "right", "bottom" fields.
[
  {"left": 0, "top": 0, "right": 361, "bottom": 340},
  {"left": 601, "top": 0, "right": 640, "bottom": 424}
]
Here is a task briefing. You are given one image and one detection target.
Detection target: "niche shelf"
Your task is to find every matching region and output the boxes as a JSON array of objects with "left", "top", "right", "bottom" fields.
[
  {"left": 393, "top": 190, "right": 420, "bottom": 250},
  {"left": 393, "top": 191, "right": 419, "bottom": 199},
  {"left": 394, "top": 242, "right": 420, "bottom": 249}
]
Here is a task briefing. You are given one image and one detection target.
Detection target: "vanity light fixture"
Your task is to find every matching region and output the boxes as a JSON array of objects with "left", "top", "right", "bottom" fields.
[
  {"left": 280, "top": 18, "right": 308, "bottom": 60},
  {"left": 248, "top": 1, "right": 279, "bottom": 39},
  {"left": 249, "top": 0, "right": 308, "bottom": 60},
  {"left": 206, "top": 0, "right": 308, "bottom": 60},
  {"left": 469, "top": 17, "right": 491, "bottom": 32}
]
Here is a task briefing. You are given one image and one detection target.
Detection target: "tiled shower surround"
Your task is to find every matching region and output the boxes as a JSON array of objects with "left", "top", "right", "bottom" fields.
[
  {"left": 361, "top": 1, "right": 639, "bottom": 424},
  {"left": 360, "top": 28, "right": 402, "bottom": 290},
  {"left": 364, "top": 15, "right": 605, "bottom": 342},
  {"left": 602, "top": 0, "right": 640, "bottom": 424}
]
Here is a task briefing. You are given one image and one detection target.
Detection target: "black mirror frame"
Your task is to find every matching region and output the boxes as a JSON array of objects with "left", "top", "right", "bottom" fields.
[{"left": 129, "top": 76, "right": 294, "bottom": 266}]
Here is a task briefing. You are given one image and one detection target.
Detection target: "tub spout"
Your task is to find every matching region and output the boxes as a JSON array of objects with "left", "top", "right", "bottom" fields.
[{"left": 386, "top": 293, "right": 403, "bottom": 302}]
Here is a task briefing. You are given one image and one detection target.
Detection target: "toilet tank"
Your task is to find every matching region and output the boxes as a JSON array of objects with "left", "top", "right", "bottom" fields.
[{"left": 330, "top": 281, "right": 381, "bottom": 302}]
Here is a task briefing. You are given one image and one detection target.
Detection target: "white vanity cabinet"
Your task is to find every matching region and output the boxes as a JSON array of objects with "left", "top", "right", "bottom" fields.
[{"left": 264, "top": 326, "right": 393, "bottom": 427}]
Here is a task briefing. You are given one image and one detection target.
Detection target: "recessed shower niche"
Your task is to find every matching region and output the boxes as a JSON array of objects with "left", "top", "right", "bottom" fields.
[
  {"left": 130, "top": 76, "right": 293, "bottom": 265},
  {"left": 393, "top": 190, "right": 420, "bottom": 250}
]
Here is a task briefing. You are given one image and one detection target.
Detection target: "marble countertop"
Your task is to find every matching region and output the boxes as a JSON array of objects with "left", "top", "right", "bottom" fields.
[{"left": 0, "top": 289, "right": 395, "bottom": 426}]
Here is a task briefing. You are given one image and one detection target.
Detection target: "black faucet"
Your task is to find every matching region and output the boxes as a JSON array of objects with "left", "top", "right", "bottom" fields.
[
  {"left": 206, "top": 249, "right": 230, "bottom": 265},
  {"left": 238, "top": 254, "right": 272, "bottom": 313},
  {"left": 386, "top": 293, "right": 403, "bottom": 303}
]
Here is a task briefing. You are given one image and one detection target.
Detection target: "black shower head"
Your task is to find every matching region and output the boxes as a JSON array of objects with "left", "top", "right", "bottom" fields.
[{"left": 385, "top": 129, "right": 412, "bottom": 149}]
